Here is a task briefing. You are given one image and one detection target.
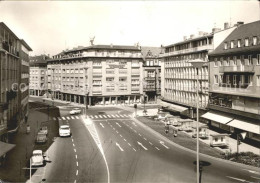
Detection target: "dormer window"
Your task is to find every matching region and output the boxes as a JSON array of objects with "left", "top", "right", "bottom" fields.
[
  {"left": 237, "top": 39, "right": 241, "bottom": 47},
  {"left": 224, "top": 42, "right": 228, "bottom": 49},
  {"left": 230, "top": 41, "right": 234, "bottom": 48},
  {"left": 253, "top": 36, "right": 257, "bottom": 45},
  {"left": 245, "top": 38, "right": 249, "bottom": 46}
]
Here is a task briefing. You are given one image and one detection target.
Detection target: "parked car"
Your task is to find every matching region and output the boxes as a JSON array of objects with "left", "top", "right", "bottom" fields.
[
  {"left": 69, "top": 108, "right": 81, "bottom": 115},
  {"left": 39, "top": 126, "right": 48, "bottom": 135},
  {"left": 35, "top": 131, "right": 47, "bottom": 144},
  {"left": 31, "top": 150, "right": 44, "bottom": 166}
]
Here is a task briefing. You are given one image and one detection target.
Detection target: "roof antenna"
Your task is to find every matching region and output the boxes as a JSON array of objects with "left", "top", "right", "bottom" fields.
[{"left": 90, "top": 36, "right": 95, "bottom": 46}]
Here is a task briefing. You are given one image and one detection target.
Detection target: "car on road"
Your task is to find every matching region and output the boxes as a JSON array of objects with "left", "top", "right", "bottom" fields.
[
  {"left": 31, "top": 150, "right": 44, "bottom": 166},
  {"left": 59, "top": 125, "right": 71, "bottom": 137},
  {"left": 69, "top": 108, "right": 81, "bottom": 115},
  {"left": 35, "top": 131, "right": 48, "bottom": 144},
  {"left": 39, "top": 126, "right": 48, "bottom": 135}
]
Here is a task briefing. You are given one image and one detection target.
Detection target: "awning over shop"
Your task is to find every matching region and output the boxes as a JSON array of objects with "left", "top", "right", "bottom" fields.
[
  {"left": 201, "top": 111, "right": 234, "bottom": 124},
  {"left": 0, "top": 141, "right": 16, "bottom": 157},
  {"left": 168, "top": 103, "right": 188, "bottom": 113},
  {"left": 227, "top": 119, "right": 260, "bottom": 135},
  {"left": 160, "top": 101, "right": 170, "bottom": 108}
]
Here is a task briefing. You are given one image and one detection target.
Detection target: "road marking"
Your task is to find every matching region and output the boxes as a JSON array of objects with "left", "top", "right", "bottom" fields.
[
  {"left": 116, "top": 122, "right": 121, "bottom": 127},
  {"left": 243, "top": 169, "right": 260, "bottom": 175},
  {"left": 111, "top": 114, "right": 115, "bottom": 117},
  {"left": 75, "top": 116, "right": 79, "bottom": 119},
  {"left": 120, "top": 134, "right": 123, "bottom": 137},
  {"left": 71, "top": 138, "right": 74, "bottom": 142},
  {"left": 143, "top": 138, "right": 147, "bottom": 141},
  {"left": 159, "top": 140, "right": 170, "bottom": 149},
  {"left": 112, "top": 127, "right": 115, "bottom": 130},
  {"left": 134, "top": 130, "right": 137, "bottom": 133},
  {"left": 90, "top": 115, "right": 93, "bottom": 118},
  {"left": 74, "top": 149, "right": 77, "bottom": 153},
  {"left": 115, "top": 114, "right": 120, "bottom": 118},
  {"left": 62, "top": 117, "right": 66, "bottom": 120},
  {"left": 132, "top": 122, "right": 137, "bottom": 127},
  {"left": 138, "top": 133, "right": 142, "bottom": 136},
  {"left": 123, "top": 114, "right": 128, "bottom": 117},
  {"left": 128, "top": 143, "right": 131, "bottom": 146},
  {"left": 116, "top": 131, "right": 119, "bottom": 133},
  {"left": 155, "top": 147, "right": 160, "bottom": 150},
  {"left": 99, "top": 115, "right": 103, "bottom": 118},
  {"left": 94, "top": 115, "right": 98, "bottom": 118},
  {"left": 66, "top": 116, "right": 70, "bottom": 120},
  {"left": 74, "top": 180, "right": 77, "bottom": 183},
  {"left": 226, "top": 176, "right": 247, "bottom": 182},
  {"left": 133, "top": 148, "right": 136, "bottom": 151},
  {"left": 119, "top": 114, "right": 124, "bottom": 117},
  {"left": 71, "top": 116, "right": 75, "bottom": 119},
  {"left": 251, "top": 176, "right": 260, "bottom": 180},
  {"left": 107, "top": 115, "right": 111, "bottom": 118},
  {"left": 73, "top": 143, "right": 75, "bottom": 147},
  {"left": 124, "top": 138, "right": 127, "bottom": 141},
  {"left": 149, "top": 142, "right": 153, "bottom": 145},
  {"left": 103, "top": 115, "right": 107, "bottom": 118},
  {"left": 100, "top": 123, "right": 105, "bottom": 128},
  {"left": 75, "top": 155, "right": 77, "bottom": 159},
  {"left": 116, "top": 142, "right": 124, "bottom": 151},
  {"left": 137, "top": 141, "right": 148, "bottom": 150},
  {"left": 76, "top": 161, "right": 78, "bottom": 166},
  {"left": 76, "top": 170, "right": 78, "bottom": 176},
  {"left": 130, "top": 127, "right": 133, "bottom": 130}
]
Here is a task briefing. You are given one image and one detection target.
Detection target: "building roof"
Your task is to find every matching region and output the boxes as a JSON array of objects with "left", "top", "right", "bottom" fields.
[
  {"left": 20, "top": 39, "right": 33, "bottom": 51},
  {"left": 29, "top": 54, "right": 49, "bottom": 66},
  {"left": 209, "top": 20, "right": 260, "bottom": 56},
  {"left": 0, "top": 22, "right": 19, "bottom": 40},
  {"left": 141, "top": 46, "right": 163, "bottom": 58}
]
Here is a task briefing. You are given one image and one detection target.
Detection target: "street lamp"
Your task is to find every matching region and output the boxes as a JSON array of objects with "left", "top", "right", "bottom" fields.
[{"left": 189, "top": 59, "right": 206, "bottom": 183}]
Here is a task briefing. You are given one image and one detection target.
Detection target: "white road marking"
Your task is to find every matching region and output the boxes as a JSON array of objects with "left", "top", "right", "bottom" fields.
[
  {"left": 138, "top": 133, "right": 142, "bottom": 136},
  {"left": 251, "top": 176, "right": 260, "bottom": 180},
  {"left": 94, "top": 115, "right": 98, "bottom": 118},
  {"left": 130, "top": 127, "right": 133, "bottom": 129},
  {"left": 159, "top": 140, "right": 170, "bottom": 149},
  {"left": 134, "top": 130, "right": 137, "bottom": 133},
  {"left": 74, "top": 149, "right": 77, "bottom": 153},
  {"left": 113, "top": 127, "right": 115, "bottom": 130},
  {"left": 71, "top": 138, "right": 74, "bottom": 142},
  {"left": 226, "top": 176, "right": 247, "bottom": 182},
  {"left": 149, "top": 142, "right": 153, "bottom": 145},
  {"left": 116, "top": 142, "right": 124, "bottom": 151},
  {"left": 243, "top": 169, "right": 260, "bottom": 175},
  {"left": 66, "top": 116, "right": 70, "bottom": 120},
  {"left": 120, "top": 134, "right": 123, "bottom": 137},
  {"left": 116, "top": 122, "right": 121, "bottom": 127},
  {"left": 116, "top": 131, "right": 119, "bottom": 133},
  {"left": 73, "top": 143, "right": 75, "bottom": 147},
  {"left": 123, "top": 114, "right": 128, "bottom": 117},
  {"left": 99, "top": 115, "right": 103, "bottom": 118},
  {"left": 76, "top": 170, "right": 78, "bottom": 176},
  {"left": 107, "top": 115, "right": 111, "bottom": 118},
  {"left": 62, "top": 117, "right": 66, "bottom": 120},
  {"left": 124, "top": 139, "right": 127, "bottom": 141},
  {"left": 71, "top": 116, "right": 75, "bottom": 119},
  {"left": 76, "top": 161, "right": 79, "bottom": 166},
  {"left": 75, "top": 155, "right": 77, "bottom": 159},
  {"left": 103, "top": 115, "right": 107, "bottom": 118},
  {"left": 133, "top": 148, "right": 137, "bottom": 151},
  {"left": 74, "top": 180, "right": 77, "bottom": 183},
  {"left": 143, "top": 137, "right": 147, "bottom": 141},
  {"left": 137, "top": 141, "right": 148, "bottom": 150},
  {"left": 115, "top": 114, "right": 120, "bottom": 118},
  {"left": 132, "top": 122, "right": 137, "bottom": 127},
  {"left": 100, "top": 123, "right": 105, "bottom": 128},
  {"left": 111, "top": 114, "right": 115, "bottom": 117},
  {"left": 90, "top": 115, "right": 94, "bottom": 118},
  {"left": 128, "top": 143, "right": 131, "bottom": 146},
  {"left": 155, "top": 147, "right": 160, "bottom": 150},
  {"left": 75, "top": 116, "right": 79, "bottom": 119},
  {"left": 119, "top": 114, "right": 124, "bottom": 117},
  {"left": 128, "top": 114, "right": 132, "bottom": 117}
]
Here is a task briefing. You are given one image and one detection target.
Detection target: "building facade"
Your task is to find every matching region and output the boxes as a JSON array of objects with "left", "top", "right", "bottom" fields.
[
  {"left": 204, "top": 21, "right": 260, "bottom": 142},
  {"left": 29, "top": 55, "right": 49, "bottom": 96},
  {"left": 141, "top": 47, "right": 162, "bottom": 103},
  {"left": 47, "top": 44, "right": 143, "bottom": 106}
]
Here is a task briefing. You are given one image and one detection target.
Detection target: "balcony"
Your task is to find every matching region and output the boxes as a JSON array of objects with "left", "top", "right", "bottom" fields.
[
  {"left": 219, "top": 65, "right": 255, "bottom": 73},
  {"left": 144, "top": 77, "right": 156, "bottom": 80},
  {"left": 162, "top": 45, "right": 213, "bottom": 57},
  {"left": 93, "top": 72, "right": 102, "bottom": 76}
]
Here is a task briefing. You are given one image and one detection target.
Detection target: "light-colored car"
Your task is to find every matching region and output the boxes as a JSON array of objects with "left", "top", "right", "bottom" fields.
[
  {"left": 39, "top": 126, "right": 48, "bottom": 135},
  {"left": 35, "top": 131, "right": 48, "bottom": 144},
  {"left": 59, "top": 125, "right": 71, "bottom": 137},
  {"left": 69, "top": 108, "right": 81, "bottom": 115},
  {"left": 31, "top": 150, "right": 44, "bottom": 166}
]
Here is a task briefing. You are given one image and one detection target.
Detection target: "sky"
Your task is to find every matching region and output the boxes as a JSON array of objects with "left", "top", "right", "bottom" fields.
[{"left": 0, "top": 0, "right": 259, "bottom": 56}]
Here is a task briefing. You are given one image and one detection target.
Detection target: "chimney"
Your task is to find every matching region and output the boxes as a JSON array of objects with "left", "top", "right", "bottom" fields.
[
  {"left": 224, "top": 22, "right": 229, "bottom": 29},
  {"left": 236, "top": 21, "right": 244, "bottom": 27},
  {"left": 190, "top": 34, "right": 195, "bottom": 39},
  {"left": 212, "top": 28, "right": 221, "bottom": 33},
  {"left": 110, "top": 43, "right": 113, "bottom": 48},
  {"left": 183, "top": 36, "right": 187, "bottom": 41}
]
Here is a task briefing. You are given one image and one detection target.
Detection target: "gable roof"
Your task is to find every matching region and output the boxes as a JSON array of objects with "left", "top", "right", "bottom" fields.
[
  {"left": 141, "top": 46, "right": 163, "bottom": 58},
  {"left": 209, "top": 20, "right": 260, "bottom": 56}
]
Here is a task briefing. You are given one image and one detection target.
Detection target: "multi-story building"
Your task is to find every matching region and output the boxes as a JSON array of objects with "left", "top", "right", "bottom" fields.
[
  {"left": 47, "top": 44, "right": 143, "bottom": 106},
  {"left": 29, "top": 55, "right": 49, "bottom": 96},
  {"left": 0, "top": 22, "right": 32, "bottom": 162},
  {"left": 203, "top": 21, "right": 260, "bottom": 143},
  {"left": 141, "top": 47, "right": 162, "bottom": 103}
]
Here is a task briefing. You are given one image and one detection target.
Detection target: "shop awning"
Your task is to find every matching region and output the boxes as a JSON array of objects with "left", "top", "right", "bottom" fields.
[
  {"left": 168, "top": 103, "right": 188, "bottom": 113},
  {"left": 227, "top": 119, "right": 260, "bottom": 135},
  {"left": 0, "top": 141, "right": 16, "bottom": 157},
  {"left": 160, "top": 101, "right": 170, "bottom": 108},
  {"left": 201, "top": 111, "right": 234, "bottom": 124}
]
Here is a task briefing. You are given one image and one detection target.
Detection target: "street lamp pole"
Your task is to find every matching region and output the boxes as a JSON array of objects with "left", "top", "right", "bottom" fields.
[{"left": 189, "top": 59, "right": 206, "bottom": 183}]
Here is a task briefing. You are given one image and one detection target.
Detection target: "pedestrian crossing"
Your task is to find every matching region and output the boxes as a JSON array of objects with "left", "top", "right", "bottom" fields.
[{"left": 52, "top": 114, "right": 131, "bottom": 121}]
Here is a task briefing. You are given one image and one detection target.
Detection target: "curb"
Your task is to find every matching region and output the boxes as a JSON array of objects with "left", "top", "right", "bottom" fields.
[{"left": 130, "top": 116, "right": 260, "bottom": 171}]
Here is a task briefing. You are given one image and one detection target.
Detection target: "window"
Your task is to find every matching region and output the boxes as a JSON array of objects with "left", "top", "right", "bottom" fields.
[
  {"left": 106, "top": 77, "right": 114, "bottom": 82},
  {"left": 214, "top": 61, "right": 218, "bottom": 67},
  {"left": 240, "top": 75, "right": 245, "bottom": 86},
  {"left": 220, "top": 74, "right": 223, "bottom": 84},
  {"left": 257, "top": 54, "right": 260, "bottom": 65},
  {"left": 248, "top": 55, "right": 252, "bottom": 65},
  {"left": 146, "top": 60, "right": 149, "bottom": 66},
  {"left": 226, "top": 75, "right": 230, "bottom": 84},
  {"left": 224, "top": 42, "right": 227, "bottom": 49},
  {"left": 233, "top": 56, "right": 237, "bottom": 65},
  {"left": 257, "top": 75, "right": 260, "bottom": 86},
  {"left": 233, "top": 75, "right": 237, "bottom": 85},
  {"left": 245, "top": 38, "right": 249, "bottom": 46},
  {"left": 231, "top": 41, "right": 234, "bottom": 48},
  {"left": 214, "top": 75, "right": 218, "bottom": 84},
  {"left": 119, "top": 77, "right": 127, "bottom": 82},
  {"left": 237, "top": 40, "right": 241, "bottom": 47},
  {"left": 253, "top": 37, "right": 257, "bottom": 45},
  {"left": 248, "top": 75, "right": 253, "bottom": 86}
]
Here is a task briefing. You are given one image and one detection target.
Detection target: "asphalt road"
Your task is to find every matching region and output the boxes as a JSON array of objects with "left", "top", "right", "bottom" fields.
[{"left": 28, "top": 103, "right": 260, "bottom": 183}]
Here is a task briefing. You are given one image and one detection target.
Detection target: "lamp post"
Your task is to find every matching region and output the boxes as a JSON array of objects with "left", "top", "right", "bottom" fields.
[{"left": 189, "top": 59, "right": 206, "bottom": 183}]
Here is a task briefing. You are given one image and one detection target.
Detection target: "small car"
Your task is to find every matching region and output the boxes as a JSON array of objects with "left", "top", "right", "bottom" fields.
[
  {"left": 39, "top": 126, "right": 48, "bottom": 135},
  {"left": 69, "top": 108, "right": 81, "bottom": 115},
  {"left": 59, "top": 125, "right": 71, "bottom": 137},
  {"left": 31, "top": 150, "right": 44, "bottom": 166},
  {"left": 35, "top": 131, "right": 48, "bottom": 144}
]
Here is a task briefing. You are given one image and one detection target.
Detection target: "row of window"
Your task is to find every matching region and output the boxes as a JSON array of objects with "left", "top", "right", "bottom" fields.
[
  {"left": 213, "top": 54, "right": 260, "bottom": 66},
  {"left": 214, "top": 74, "right": 260, "bottom": 86},
  {"left": 224, "top": 36, "right": 259, "bottom": 50}
]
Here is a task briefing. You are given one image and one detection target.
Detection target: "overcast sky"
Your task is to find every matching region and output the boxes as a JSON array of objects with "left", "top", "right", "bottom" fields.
[{"left": 0, "top": 1, "right": 259, "bottom": 56}]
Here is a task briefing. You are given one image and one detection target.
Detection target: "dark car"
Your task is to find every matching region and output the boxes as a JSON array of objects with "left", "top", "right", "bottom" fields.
[{"left": 35, "top": 131, "right": 47, "bottom": 144}]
